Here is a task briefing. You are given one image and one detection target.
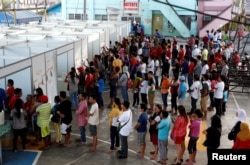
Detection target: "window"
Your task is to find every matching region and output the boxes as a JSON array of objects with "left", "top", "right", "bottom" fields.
[
  {"left": 68, "top": 14, "right": 88, "bottom": 20},
  {"left": 122, "top": 16, "right": 141, "bottom": 24},
  {"left": 95, "top": 15, "right": 108, "bottom": 21},
  {"left": 203, "top": 15, "right": 211, "bottom": 21}
]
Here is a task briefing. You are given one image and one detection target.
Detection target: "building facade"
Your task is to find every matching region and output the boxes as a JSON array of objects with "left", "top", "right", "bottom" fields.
[{"left": 61, "top": 0, "right": 197, "bottom": 38}]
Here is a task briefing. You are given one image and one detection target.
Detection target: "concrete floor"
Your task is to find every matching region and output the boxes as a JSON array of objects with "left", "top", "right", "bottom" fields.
[{"left": 35, "top": 88, "right": 250, "bottom": 165}]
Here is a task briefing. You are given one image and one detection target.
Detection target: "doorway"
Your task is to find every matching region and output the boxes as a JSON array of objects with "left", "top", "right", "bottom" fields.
[{"left": 152, "top": 14, "right": 163, "bottom": 35}]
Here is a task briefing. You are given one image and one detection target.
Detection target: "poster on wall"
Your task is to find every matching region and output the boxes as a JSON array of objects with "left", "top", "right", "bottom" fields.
[
  {"left": 45, "top": 51, "right": 57, "bottom": 103},
  {"left": 32, "top": 55, "right": 46, "bottom": 96}
]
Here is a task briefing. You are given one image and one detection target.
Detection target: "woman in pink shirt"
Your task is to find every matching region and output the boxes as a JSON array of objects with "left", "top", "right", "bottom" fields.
[
  {"left": 76, "top": 92, "right": 88, "bottom": 145},
  {"left": 185, "top": 109, "right": 203, "bottom": 165},
  {"left": 171, "top": 105, "right": 188, "bottom": 165}
]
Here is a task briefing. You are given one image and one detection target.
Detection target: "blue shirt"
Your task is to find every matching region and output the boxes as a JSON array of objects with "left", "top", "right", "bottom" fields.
[
  {"left": 181, "top": 61, "right": 189, "bottom": 74},
  {"left": 137, "top": 112, "right": 148, "bottom": 132},
  {"left": 0, "top": 88, "right": 7, "bottom": 109},
  {"left": 98, "top": 78, "right": 104, "bottom": 93},
  {"left": 158, "top": 116, "right": 171, "bottom": 140},
  {"left": 178, "top": 82, "right": 187, "bottom": 99}
]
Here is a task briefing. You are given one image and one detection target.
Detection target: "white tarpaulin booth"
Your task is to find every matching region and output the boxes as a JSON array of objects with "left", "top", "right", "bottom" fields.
[{"left": 0, "top": 20, "right": 130, "bottom": 103}]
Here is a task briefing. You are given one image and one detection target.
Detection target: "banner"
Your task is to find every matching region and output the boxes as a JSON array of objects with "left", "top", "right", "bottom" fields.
[{"left": 123, "top": 0, "right": 139, "bottom": 14}]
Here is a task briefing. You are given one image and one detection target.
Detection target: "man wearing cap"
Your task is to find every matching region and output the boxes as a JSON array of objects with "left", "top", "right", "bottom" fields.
[
  {"left": 36, "top": 95, "right": 51, "bottom": 150},
  {"left": 178, "top": 76, "right": 187, "bottom": 106}
]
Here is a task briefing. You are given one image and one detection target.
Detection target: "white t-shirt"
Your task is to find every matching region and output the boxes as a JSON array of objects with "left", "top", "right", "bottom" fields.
[
  {"left": 139, "top": 63, "right": 146, "bottom": 74},
  {"left": 112, "top": 116, "right": 120, "bottom": 127},
  {"left": 118, "top": 109, "right": 132, "bottom": 136},
  {"left": 214, "top": 81, "right": 225, "bottom": 99},
  {"left": 190, "top": 81, "right": 201, "bottom": 99},
  {"left": 201, "top": 64, "right": 209, "bottom": 75},
  {"left": 147, "top": 60, "right": 155, "bottom": 73},
  {"left": 154, "top": 60, "right": 160, "bottom": 76},
  {"left": 88, "top": 102, "right": 99, "bottom": 125},
  {"left": 140, "top": 80, "right": 148, "bottom": 94},
  {"left": 138, "top": 48, "right": 142, "bottom": 56}
]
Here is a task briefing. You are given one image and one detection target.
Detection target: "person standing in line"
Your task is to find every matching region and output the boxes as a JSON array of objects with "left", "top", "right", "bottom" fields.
[
  {"left": 107, "top": 97, "right": 122, "bottom": 153},
  {"left": 214, "top": 74, "right": 225, "bottom": 117},
  {"left": 221, "top": 86, "right": 228, "bottom": 116},
  {"left": 10, "top": 98, "right": 27, "bottom": 152},
  {"left": 200, "top": 74, "right": 210, "bottom": 120},
  {"left": 147, "top": 71, "right": 156, "bottom": 113},
  {"left": 140, "top": 74, "right": 148, "bottom": 105},
  {"left": 36, "top": 95, "right": 51, "bottom": 150},
  {"left": 118, "top": 66, "right": 130, "bottom": 102},
  {"left": 117, "top": 101, "right": 132, "bottom": 159},
  {"left": 148, "top": 104, "right": 162, "bottom": 160},
  {"left": 132, "top": 71, "right": 142, "bottom": 108},
  {"left": 97, "top": 73, "right": 104, "bottom": 110},
  {"left": 64, "top": 71, "right": 79, "bottom": 110},
  {"left": 170, "top": 74, "right": 179, "bottom": 115},
  {"left": 160, "top": 73, "right": 171, "bottom": 111},
  {"left": 171, "top": 105, "right": 188, "bottom": 165},
  {"left": 188, "top": 74, "right": 201, "bottom": 115},
  {"left": 134, "top": 103, "right": 148, "bottom": 158},
  {"left": 57, "top": 91, "right": 72, "bottom": 147},
  {"left": 232, "top": 122, "right": 250, "bottom": 149},
  {"left": 6, "top": 79, "right": 15, "bottom": 111},
  {"left": 178, "top": 75, "right": 187, "bottom": 106},
  {"left": 185, "top": 109, "right": 203, "bottom": 165},
  {"left": 157, "top": 110, "right": 171, "bottom": 165},
  {"left": 51, "top": 95, "right": 62, "bottom": 144},
  {"left": 203, "top": 115, "right": 222, "bottom": 165},
  {"left": 88, "top": 95, "right": 99, "bottom": 152},
  {"left": 76, "top": 93, "right": 88, "bottom": 145}
]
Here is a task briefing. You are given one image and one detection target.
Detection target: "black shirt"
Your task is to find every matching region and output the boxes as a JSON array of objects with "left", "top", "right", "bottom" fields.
[{"left": 58, "top": 99, "right": 72, "bottom": 125}]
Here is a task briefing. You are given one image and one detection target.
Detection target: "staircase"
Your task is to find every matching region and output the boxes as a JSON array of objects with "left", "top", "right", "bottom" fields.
[
  {"left": 150, "top": 0, "right": 190, "bottom": 38},
  {"left": 199, "top": 5, "right": 233, "bottom": 37}
]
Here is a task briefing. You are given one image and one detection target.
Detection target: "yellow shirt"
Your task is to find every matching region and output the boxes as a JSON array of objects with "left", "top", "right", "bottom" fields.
[
  {"left": 109, "top": 104, "right": 122, "bottom": 126},
  {"left": 112, "top": 58, "right": 123, "bottom": 73},
  {"left": 202, "top": 49, "right": 208, "bottom": 61}
]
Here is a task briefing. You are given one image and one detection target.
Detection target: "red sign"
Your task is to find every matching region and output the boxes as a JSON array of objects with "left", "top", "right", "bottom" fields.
[{"left": 124, "top": 2, "right": 138, "bottom": 10}]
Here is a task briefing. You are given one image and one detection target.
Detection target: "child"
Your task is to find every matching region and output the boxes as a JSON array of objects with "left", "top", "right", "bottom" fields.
[
  {"left": 185, "top": 109, "right": 203, "bottom": 165},
  {"left": 10, "top": 98, "right": 27, "bottom": 152},
  {"left": 222, "top": 86, "right": 228, "bottom": 116}
]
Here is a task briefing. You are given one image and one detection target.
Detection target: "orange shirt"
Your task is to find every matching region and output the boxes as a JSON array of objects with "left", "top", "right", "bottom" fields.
[{"left": 161, "top": 79, "right": 170, "bottom": 94}]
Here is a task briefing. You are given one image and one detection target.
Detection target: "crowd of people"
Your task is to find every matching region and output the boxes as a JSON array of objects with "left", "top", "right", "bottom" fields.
[{"left": 0, "top": 28, "right": 250, "bottom": 165}]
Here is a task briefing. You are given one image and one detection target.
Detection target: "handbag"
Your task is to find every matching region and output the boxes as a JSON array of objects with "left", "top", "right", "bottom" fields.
[{"left": 117, "top": 111, "right": 131, "bottom": 133}]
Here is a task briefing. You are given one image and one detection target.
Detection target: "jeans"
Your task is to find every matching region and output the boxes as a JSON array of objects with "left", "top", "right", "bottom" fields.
[
  {"left": 158, "top": 139, "right": 168, "bottom": 161},
  {"left": 133, "top": 92, "right": 139, "bottom": 106},
  {"left": 121, "top": 86, "right": 129, "bottom": 102},
  {"left": 79, "top": 126, "right": 86, "bottom": 143},
  {"left": 161, "top": 93, "right": 168, "bottom": 107},
  {"left": 171, "top": 94, "right": 178, "bottom": 111},
  {"left": 13, "top": 128, "right": 26, "bottom": 150},
  {"left": 97, "top": 92, "right": 103, "bottom": 108},
  {"left": 154, "top": 76, "right": 159, "bottom": 89},
  {"left": 141, "top": 93, "right": 148, "bottom": 105},
  {"left": 70, "top": 91, "right": 78, "bottom": 110},
  {"left": 110, "top": 126, "right": 119, "bottom": 150},
  {"left": 214, "top": 98, "right": 223, "bottom": 116},
  {"left": 191, "top": 97, "right": 198, "bottom": 113},
  {"left": 209, "top": 92, "right": 215, "bottom": 108},
  {"left": 188, "top": 73, "right": 193, "bottom": 88},
  {"left": 120, "top": 134, "right": 128, "bottom": 157}
]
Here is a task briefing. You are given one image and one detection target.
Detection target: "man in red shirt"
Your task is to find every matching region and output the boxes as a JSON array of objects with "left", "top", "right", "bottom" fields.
[
  {"left": 84, "top": 68, "right": 94, "bottom": 97},
  {"left": 6, "top": 79, "right": 15, "bottom": 107},
  {"left": 178, "top": 45, "right": 185, "bottom": 65},
  {"left": 188, "top": 58, "right": 195, "bottom": 89},
  {"left": 9, "top": 88, "right": 24, "bottom": 110}
]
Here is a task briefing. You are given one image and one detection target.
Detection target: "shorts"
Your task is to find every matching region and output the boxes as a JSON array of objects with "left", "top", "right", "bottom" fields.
[
  {"left": 148, "top": 93, "right": 155, "bottom": 105},
  {"left": 89, "top": 124, "right": 97, "bottom": 136},
  {"left": 150, "top": 133, "right": 158, "bottom": 145},
  {"left": 174, "top": 135, "right": 186, "bottom": 145},
  {"left": 137, "top": 132, "right": 147, "bottom": 145},
  {"left": 40, "top": 126, "right": 50, "bottom": 138},
  {"left": 60, "top": 123, "right": 72, "bottom": 135}
]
